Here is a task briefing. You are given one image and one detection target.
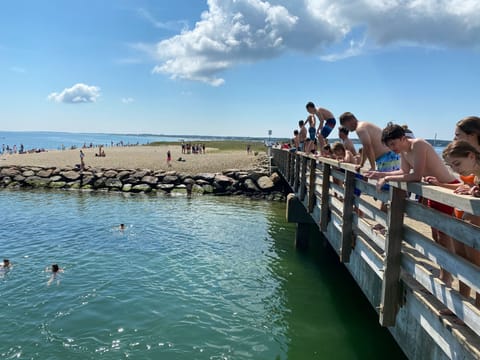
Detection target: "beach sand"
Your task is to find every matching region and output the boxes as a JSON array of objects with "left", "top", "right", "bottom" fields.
[{"left": 0, "top": 145, "right": 265, "bottom": 174}]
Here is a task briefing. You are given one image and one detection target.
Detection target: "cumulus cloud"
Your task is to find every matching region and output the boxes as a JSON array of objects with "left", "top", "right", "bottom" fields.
[
  {"left": 48, "top": 83, "right": 100, "bottom": 104},
  {"left": 148, "top": 0, "right": 480, "bottom": 85},
  {"left": 137, "top": 8, "right": 188, "bottom": 32}
]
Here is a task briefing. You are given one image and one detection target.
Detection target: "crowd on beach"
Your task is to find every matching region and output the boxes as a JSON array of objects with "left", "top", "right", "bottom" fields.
[
  {"left": 285, "top": 101, "right": 480, "bottom": 309},
  {"left": 1, "top": 143, "right": 47, "bottom": 155}
]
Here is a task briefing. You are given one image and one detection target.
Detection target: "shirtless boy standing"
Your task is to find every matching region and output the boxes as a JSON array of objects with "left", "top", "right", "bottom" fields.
[
  {"left": 306, "top": 102, "right": 337, "bottom": 150},
  {"left": 339, "top": 112, "right": 400, "bottom": 172},
  {"left": 298, "top": 120, "right": 307, "bottom": 152}
]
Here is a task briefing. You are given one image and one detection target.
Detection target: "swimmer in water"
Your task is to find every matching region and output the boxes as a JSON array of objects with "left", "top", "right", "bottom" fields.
[
  {"left": 119, "top": 224, "right": 125, "bottom": 231},
  {"left": 47, "top": 263, "right": 64, "bottom": 286},
  {"left": 1, "top": 259, "right": 11, "bottom": 268}
]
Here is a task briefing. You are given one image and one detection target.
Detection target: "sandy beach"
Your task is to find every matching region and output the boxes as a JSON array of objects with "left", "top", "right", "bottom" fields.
[{"left": 0, "top": 145, "right": 265, "bottom": 174}]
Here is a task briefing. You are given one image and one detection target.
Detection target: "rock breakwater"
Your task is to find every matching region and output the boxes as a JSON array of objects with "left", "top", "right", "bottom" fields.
[{"left": 0, "top": 163, "right": 287, "bottom": 200}]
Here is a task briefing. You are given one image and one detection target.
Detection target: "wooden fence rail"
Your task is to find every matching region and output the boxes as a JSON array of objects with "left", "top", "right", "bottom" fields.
[{"left": 272, "top": 148, "right": 480, "bottom": 359}]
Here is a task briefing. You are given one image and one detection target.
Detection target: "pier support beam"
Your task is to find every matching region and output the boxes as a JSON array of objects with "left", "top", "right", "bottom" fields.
[{"left": 287, "top": 193, "right": 315, "bottom": 249}]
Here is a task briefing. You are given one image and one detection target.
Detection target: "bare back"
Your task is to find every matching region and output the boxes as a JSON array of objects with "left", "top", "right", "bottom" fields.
[
  {"left": 402, "top": 139, "right": 456, "bottom": 183},
  {"left": 356, "top": 121, "right": 391, "bottom": 159},
  {"left": 317, "top": 108, "right": 334, "bottom": 120}
]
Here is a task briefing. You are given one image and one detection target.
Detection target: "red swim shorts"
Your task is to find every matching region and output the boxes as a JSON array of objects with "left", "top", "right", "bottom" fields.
[{"left": 427, "top": 179, "right": 460, "bottom": 215}]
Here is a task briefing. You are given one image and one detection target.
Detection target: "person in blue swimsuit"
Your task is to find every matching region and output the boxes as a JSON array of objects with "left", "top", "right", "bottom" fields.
[{"left": 305, "top": 102, "right": 337, "bottom": 152}]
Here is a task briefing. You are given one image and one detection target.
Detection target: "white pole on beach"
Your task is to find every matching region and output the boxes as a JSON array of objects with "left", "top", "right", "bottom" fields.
[{"left": 268, "top": 130, "right": 272, "bottom": 175}]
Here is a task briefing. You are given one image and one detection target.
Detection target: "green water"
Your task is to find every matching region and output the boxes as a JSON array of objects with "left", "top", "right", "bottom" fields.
[{"left": 0, "top": 190, "right": 405, "bottom": 359}]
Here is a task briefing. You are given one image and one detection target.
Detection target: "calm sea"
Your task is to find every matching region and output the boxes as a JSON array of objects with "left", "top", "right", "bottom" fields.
[{"left": 0, "top": 190, "right": 406, "bottom": 359}]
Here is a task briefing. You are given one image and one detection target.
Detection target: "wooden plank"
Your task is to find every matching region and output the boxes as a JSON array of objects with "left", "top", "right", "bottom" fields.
[
  {"left": 355, "top": 234, "right": 385, "bottom": 279},
  {"left": 405, "top": 200, "right": 480, "bottom": 250},
  {"left": 285, "top": 151, "right": 291, "bottom": 184},
  {"left": 331, "top": 168, "right": 346, "bottom": 182},
  {"left": 308, "top": 158, "right": 317, "bottom": 213},
  {"left": 299, "top": 156, "right": 308, "bottom": 201},
  {"left": 320, "top": 163, "right": 331, "bottom": 232},
  {"left": 402, "top": 251, "right": 480, "bottom": 337},
  {"left": 354, "top": 177, "right": 390, "bottom": 203},
  {"left": 340, "top": 171, "right": 356, "bottom": 263},
  {"left": 379, "top": 186, "right": 407, "bottom": 326},
  {"left": 403, "top": 225, "right": 480, "bottom": 294},
  {"left": 353, "top": 213, "right": 386, "bottom": 252},
  {"left": 330, "top": 182, "right": 345, "bottom": 197},
  {"left": 289, "top": 151, "right": 296, "bottom": 184},
  {"left": 293, "top": 153, "right": 301, "bottom": 192},
  {"left": 354, "top": 197, "right": 388, "bottom": 228}
]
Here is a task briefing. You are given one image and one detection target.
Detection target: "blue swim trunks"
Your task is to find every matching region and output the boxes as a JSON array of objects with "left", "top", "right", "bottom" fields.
[
  {"left": 308, "top": 127, "right": 316, "bottom": 141},
  {"left": 376, "top": 151, "right": 400, "bottom": 172},
  {"left": 320, "top": 118, "right": 336, "bottom": 138}
]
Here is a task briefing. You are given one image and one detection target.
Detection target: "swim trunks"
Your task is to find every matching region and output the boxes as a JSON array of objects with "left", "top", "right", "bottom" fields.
[
  {"left": 299, "top": 141, "right": 305, "bottom": 152},
  {"left": 320, "top": 118, "right": 336, "bottom": 138},
  {"left": 454, "top": 175, "right": 475, "bottom": 219},
  {"left": 427, "top": 179, "right": 460, "bottom": 215},
  {"left": 375, "top": 151, "right": 400, "bottom": 191},
  {"left": 309, "top": 127, "right": 316, "bottom": 141},
  {"left": 375, "top": 151, "right": 400, "bottom": 172}
]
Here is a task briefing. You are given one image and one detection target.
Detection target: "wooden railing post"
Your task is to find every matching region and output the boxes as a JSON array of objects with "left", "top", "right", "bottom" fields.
[
  {"left": 320, "top": 163, "right": 331, "bottom": 232},
  {"left": 286, "top": 151, "right": 292, "bottom": 184},
  {"left": 289, "top": 152, "right": 295, "bottom": 184},
  {"left": 299, "top": 156, "right": 308, "bottom": 201},
  {"left": 379, "top": 186, "right": 406, "bottom": 326},
  {"left": 340, "top": 171, "right": 356, "bottom": 263},
  {"left": 308, "top": 158, "right": 317, "bottom": 213},
  {"left": 294, "top": 153, "right": 301, "bottom": 193}
]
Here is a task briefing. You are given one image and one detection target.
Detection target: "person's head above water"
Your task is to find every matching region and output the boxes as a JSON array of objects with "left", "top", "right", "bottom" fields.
[
  {"left": 120, "top": 224, "right": 125, "bottom": 230},
  {"left": 3, "top": 259, "right": 10, "bottom": 267},
  {"left": 52, "top": 264, "right": 60, "bottom": 273}
]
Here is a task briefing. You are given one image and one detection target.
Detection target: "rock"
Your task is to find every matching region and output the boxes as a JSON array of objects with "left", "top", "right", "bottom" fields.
[
  {"left": 270, "top": 172, "right": 281, "bottom": 184},
  {"left": 49, "top": 181, "right": 67, "bottom": 188},
  {"left": 256, "top": 176, "right": 274, "bottom": 190},
  {"left": 164, "top": 170, "right": 177, "bottom": 176},
  {"left": 2, "top": 168, "right": 21, "bottom": 177},
  {"left": 248, "top": 171, "right": 268, "bottom": 181},
  {"left": 93, "top": 178, "right": 106, "bottom": 189},
  {"left": 13, "top": 175, "right": 26, "bottom": 182},
  {"left": 124, "top": 177, "right": 140, "bottom": 185},
  {"left": 195, "top": 179, "right": 210, "bottom": 186},
  {"left": 122, "top": 184, "right": 133, "bottom": 192},
  {"left": 81, "top": 184, "right": 93, "bottom": 190},
  {"left": 104, "top": 170, "right": 118, "bottom": 178},
  {"left": 214, "top": 174, "right": 233, "bottom": 186},
  {"left": 68, "top": 182, "right": 81, "bottom": 189},
  {"left": 22, "top": 170, "right": 35, "bottom": 177},
  {"left": 2, "top": 176, "right": 12, "bottom": 185},
  {"left": 61, "top": 171, "right": 81, "bottom": 181},
  {"left": 171, "top": 187, "right": 187, "bottom": 195},
  {"left": 194, "top": 173, "right": 216, "bottom": 181},
  {"left": 141, "top": 176, "right": 158, "bottom": 185},
  {"left": 50, "top": 175, "right": 63, "bottom": 182},
  {"left": 162, "top": 175, "right": 179, "bottom": 184},
  {"left": 25, "top": 176, "right": 51, "bottom": 187},
  {"left": 117, "top": 170, "right": 131, "bottom": 180},
  {"left": 133, "top": 169, "right": 151, "bottom": 178},
  {"left": 132, "top": 184, "right": 152, "bottom": 193},
  {"left": 183, "top": 178, "right": 195, "bottom": 185},
  {"left": 202, "top": 184, "right": 214, "bottom": 193},
  {"left": 37, "top": 169, "right": 53, "bottom": 178},
  {"left": 80, "top": 175, "right": 95, "bottom": 186},
  {"left": 244, "top": 178, "right": 259, "bottom": 191},
  {"left": 105, "top": 178, "right": 123, "bottom": 189},
  {"left": 157, "top": 183, "right": 174, "bottom": 192},
  {"left": 192, "top": 184, "right": 204, "bottom": 194}
]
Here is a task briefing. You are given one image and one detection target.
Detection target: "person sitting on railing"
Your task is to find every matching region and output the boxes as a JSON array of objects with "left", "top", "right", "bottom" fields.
[
  {"left": 442, "top": 140, "right": 480, "bottom": 308},
  {"left": 366, "top": 123, "right": 460, "bottom": 288}
]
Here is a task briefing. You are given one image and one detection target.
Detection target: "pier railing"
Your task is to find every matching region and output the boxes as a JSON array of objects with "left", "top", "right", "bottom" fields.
[{"left": 272, "top": 148, "right": 480, "bottom": 359}]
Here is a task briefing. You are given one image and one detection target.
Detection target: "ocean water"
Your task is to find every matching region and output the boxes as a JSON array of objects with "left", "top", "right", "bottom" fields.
[{"left": 0, "top": 190, "right": 405, "bottom": 359}]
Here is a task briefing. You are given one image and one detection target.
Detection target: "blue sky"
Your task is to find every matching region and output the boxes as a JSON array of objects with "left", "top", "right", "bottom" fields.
[{"left": 1, "top": 0, "right": 479, "bottom": 140}]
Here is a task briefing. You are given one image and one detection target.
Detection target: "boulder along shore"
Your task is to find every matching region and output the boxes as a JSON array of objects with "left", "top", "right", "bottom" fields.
[{"left": 0, "top": 154, "right": 287, "bottom": 200}]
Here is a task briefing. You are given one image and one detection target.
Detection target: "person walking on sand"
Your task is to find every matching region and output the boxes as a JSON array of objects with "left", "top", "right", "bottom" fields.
[
  {"left": 167, "top": 150, "right": 172, "bottom": 167},
  {"left": 79, "top": 150, "right": 85, "bottom": 170}
]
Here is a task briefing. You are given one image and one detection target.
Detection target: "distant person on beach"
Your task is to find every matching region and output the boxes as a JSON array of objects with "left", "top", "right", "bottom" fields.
[
  {"left": 79, "top": 150, "right": 85, "bottom": 170},
  {"left": 338, "top": 126, "right": 357, "bottom": 156},
  {"left": 47, "top": 263, "right": 64, "bottom": 286},
  {"left": 339, "top": 112, "right": 400, "bottom": 173},
  {"left": 247, "top": 144, "right": 251, "bottom": 154},
  {"left": 167, "top": 150, "right": 172, "bottom": 167},
  {"left": 306, "top": 102, "right": 337, "bottom": 150}
]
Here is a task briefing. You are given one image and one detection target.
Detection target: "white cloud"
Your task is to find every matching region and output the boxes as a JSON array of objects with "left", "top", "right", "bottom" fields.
[
  {"left": 148, "top": 0, "right": 480, "bottom": 86},
  {"left": 121, "top": 97, "right": 134, "bottom": 104},
  {"left": 137, "top": 8, "right": 188, "bottom": 32},
  {"left": 48, "top": 83, "right": 100, "bottom": 104}
]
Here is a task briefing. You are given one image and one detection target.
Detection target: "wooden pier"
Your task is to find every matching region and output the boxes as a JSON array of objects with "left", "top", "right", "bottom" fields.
[{"left": 272, "top": 148, "right": 480, "bottom": 360}]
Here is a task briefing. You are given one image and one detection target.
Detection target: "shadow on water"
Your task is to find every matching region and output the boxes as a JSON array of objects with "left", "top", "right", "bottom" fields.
[{"left": 266, "top": 214, "right": 407, "bottom": 360}]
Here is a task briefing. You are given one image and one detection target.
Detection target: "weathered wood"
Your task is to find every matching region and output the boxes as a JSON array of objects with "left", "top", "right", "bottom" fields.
[
  {"left": 354, "top": 178, "right": 390, "bottom": 203},
  {"left": 402, "top": 251, "right": 480, "bottom": 337},
  {"left": 289, "top": 152, "right": 295, "bottom": 184},
  {"left": 379, "top": 186, "right": 406, "bottom": 326},
  {"left": 354, "top": 197, "right": 388, "bottom": 228},
  {"left": 293, "top": 153, "right": 301, "bottom": 192},
  {"left": 320, "top": 163, "right": 331, "bottom": 232},
  {"left": 331, "top": 168, "right": 346, "bottom": 182},
  {"left": 285, "top": 151, "right": 290, "bottom": 183},
  {"left": 405, "top": 200, "right": 480, "bottom": 251},
  {"left": 308, "top": 158, "right": 317, "bottom": 213},
  {"left": 299, "top": 156, "right": 308, "bottom": 201},
  {"left": 340, "top": 171, "right": 356, "bottom": 263},
  {"left": 403, "top": 225, "right": 480, "bottom": 294}
]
